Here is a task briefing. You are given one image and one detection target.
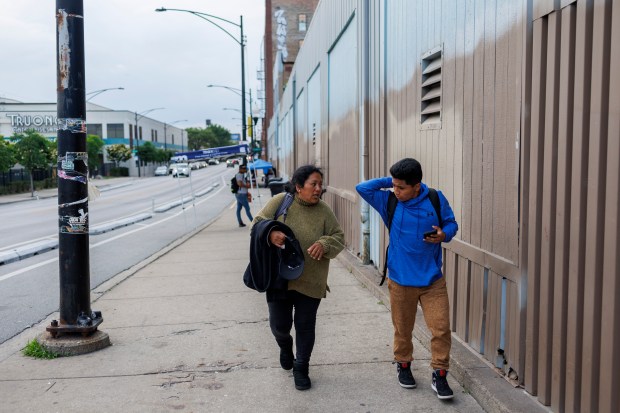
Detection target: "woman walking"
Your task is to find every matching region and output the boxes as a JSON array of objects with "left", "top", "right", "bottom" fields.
[{"left": 252, "top": 165, "right": 344, "bottom": 390}]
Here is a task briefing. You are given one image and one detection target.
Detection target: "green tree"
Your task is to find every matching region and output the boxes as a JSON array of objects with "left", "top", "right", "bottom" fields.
[
  {"left": 154, "top": 148, "right": 173, "bottom": 163},
  {"left": 86, "top": 135, "right": 105, "bottom": 176},
  {"left": 0, "top": 139, "right": 16, "bottom": 172},
  {"left": 11, "top": 130, "right": 53, "bottom": 197},
  {"left": 106, "top": 144, "right": 132, "bottom": 167},
  {"left": 187, "top": 124, "right": 232, "bottom": 150},
  {"left": 46, "top": 139, "right": 58, "bottom": 164},
  {"left": 136, "top": 141, "right": 157, "bottom": 165},
  {"left": 207, "top": 124, "right": 233, "bottom": 147}
]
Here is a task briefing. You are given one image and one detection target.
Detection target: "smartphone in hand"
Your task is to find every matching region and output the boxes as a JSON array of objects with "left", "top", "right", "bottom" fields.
[{"left": 423, "top": 229, "right": 438, "bottom": 239}]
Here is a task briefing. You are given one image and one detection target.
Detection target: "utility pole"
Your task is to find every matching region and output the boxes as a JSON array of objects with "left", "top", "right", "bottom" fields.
[
  {"left": 240, "top": 15, "right": 247, "bottom": 148},
  {"left": 47, "top": 0, "right": 105, "bottom": 345}
]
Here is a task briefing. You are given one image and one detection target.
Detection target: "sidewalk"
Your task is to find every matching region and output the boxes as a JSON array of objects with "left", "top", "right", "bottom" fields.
[{"left": 0, "top": 203, "right": 544, "bottom": 413}]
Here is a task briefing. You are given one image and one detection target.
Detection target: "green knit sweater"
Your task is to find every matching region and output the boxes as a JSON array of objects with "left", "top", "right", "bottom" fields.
[{"left": 252, "top": 193, "right": 345, "bottom": 299}]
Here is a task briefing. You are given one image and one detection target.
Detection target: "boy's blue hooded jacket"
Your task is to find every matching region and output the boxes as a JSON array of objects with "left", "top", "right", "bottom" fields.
[{"left": 356, "top": 177, "right": 458, "bottom": 287}]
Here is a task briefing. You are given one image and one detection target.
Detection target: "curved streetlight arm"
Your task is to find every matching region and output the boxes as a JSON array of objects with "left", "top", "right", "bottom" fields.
[
  {"left": 155, "top": 8, "right": 241, "bottom": 45},
  {"left": 156, "top": 7, "right": 247, "bottom": 145},
  {"left": 208, "top": 85, "right": 257, "bottom": 107},
  {"left": 136, "top": 107, "right": 165, "bottom": 122},
  {"left": 86, "top": 87, "right": 124, "bottom": 102}
]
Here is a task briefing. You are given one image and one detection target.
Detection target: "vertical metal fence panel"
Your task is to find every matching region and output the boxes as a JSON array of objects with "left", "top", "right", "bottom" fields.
[
  {"left": 467, "top": 263, "right": 485, "bottom": 352},
  {"left": 453, "top": 0, "right": 466, "bottom": 234},
  {"left": 599, "top": 3, "right": 620, "bottom": 410},
  {"left": 456, "top": 256, "right": 471, "bottom": 340},
  {"left": 441, "top": 0, "right": 456, "bottom": 208},
  {"left": 564, "top": 1, "right": 592, "bottom": 410},
  {"left": 461, "top": 0, "right": 475, "bottom": 245},
  {"left": 445, "top": 250, "right": 458, "bottom": 331},
  {"left": 537, "top": 11, "right": 560, "bottom": 405},
  {"left": 505, "top": 278, "right": 519, "bottom": 376},
  {"left": 579, "top": 1, "right": 611, "bottom": 411},
  {"left": 470, "top": 0, "right": 485, "bottom": 250},
  {"left": 484, "top": 272, "right": 500, "bottom": 366},
  {"left": 525, "top": 16, "right": 548, "bottom": 396},
  {"left": 506, "top": 0, "right": 523, "bottom": 265},
  {"left": 481, "top": 0, "right": 496, "bottom": 254},
  {"left": 551, "top": 6, "right": 576, "bottom": 411}
]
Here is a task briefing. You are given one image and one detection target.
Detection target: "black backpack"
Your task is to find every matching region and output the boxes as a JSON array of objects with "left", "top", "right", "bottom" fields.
[
  {"left": 380, "top": 188, "right": 442, "bottom": 286},
  {"left": 231, "top": 176, "right": 240, "bottom": 194}
]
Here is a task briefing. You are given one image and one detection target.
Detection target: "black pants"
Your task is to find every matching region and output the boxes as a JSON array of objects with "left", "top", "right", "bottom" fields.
[{"left": 267, "top": 290, "right": 321, "bottom": 365}]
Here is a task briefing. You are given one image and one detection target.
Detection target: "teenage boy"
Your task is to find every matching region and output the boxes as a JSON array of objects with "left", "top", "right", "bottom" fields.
[{"left": 355, "top": 158, "right": 459, "bottom": 400}]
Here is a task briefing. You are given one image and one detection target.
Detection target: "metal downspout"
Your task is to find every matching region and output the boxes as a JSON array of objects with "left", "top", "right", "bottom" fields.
[{"left": 361, "top": 0, "right": 371, "bottom": 265}]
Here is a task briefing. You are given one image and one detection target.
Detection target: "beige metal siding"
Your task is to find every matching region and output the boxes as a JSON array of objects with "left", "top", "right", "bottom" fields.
[
  {"left": 267, "top": 0, "right": 619, "bottom": 411},
  {"left": 524, "top": 1, "right": 619, "bottom": 411}
]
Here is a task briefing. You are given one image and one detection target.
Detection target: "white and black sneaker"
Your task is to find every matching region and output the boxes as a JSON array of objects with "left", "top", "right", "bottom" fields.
[
  {"left": 396, "top": 362, "right": 417, "bottom": 388},
  {"left": 432, "top": 369, "right": 454, "bottom": 400}
]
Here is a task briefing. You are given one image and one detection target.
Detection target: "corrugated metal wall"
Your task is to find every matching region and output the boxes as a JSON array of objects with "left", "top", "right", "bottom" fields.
[
  {"left": 523, "top": 1, "right": 620, "bottom": 411},
  {"left": 268, "top": 0, "right": 620, "bottom": 411}
]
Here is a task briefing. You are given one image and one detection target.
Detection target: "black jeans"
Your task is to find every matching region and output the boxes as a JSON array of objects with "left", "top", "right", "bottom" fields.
[{"left": 267, "top": 290, "right": 321, "bottom": 365}]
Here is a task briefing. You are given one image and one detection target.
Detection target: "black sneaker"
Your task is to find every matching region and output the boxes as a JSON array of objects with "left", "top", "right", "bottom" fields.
[
  {"left": 239, "top": 222, "right": 246, "bottom": 227},
  {"left": 432, "top": 369, "right": 454, "bottom": 400},
  {"left": 396, "top": 362, "right": 416, "bottom": 388}
]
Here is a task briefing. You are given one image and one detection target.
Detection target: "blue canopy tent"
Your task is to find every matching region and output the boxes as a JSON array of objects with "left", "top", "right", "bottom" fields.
[{"left": 247, "top": 159, "right": 273, "bottom": 172}]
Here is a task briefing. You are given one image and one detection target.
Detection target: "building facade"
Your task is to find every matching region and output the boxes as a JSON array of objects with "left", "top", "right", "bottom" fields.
[
  {"left": 266, "top": 1, "right": 620, "bottom": 412},
  {"left": 0, "top": 98, "right": 185, "bottom": 176}
]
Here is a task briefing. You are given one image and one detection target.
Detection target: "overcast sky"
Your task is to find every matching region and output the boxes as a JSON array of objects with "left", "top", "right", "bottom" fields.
[{"left": 0, "top": 0, "right": 265, "bottom": 135}]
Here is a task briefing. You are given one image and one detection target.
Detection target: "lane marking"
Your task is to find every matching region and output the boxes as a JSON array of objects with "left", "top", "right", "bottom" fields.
[{"left": 0, "top": 185, "right": 230, "bottom": 283}]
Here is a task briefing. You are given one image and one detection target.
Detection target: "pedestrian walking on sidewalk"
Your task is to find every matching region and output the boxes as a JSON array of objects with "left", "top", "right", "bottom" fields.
[
  {"left": 235, "top": 164, "right": 254, "bottom": 227},
  {"left": 252, "top": 165, "right": 345, "bottom": 391},
  {"left": 355, "top": 158, "right": 459, "bottom": 400}
]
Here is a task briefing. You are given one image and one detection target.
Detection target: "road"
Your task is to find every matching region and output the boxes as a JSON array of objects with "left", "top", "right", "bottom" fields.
[{"left": 0, "top": 164, "right": 271, "bottom": 344}]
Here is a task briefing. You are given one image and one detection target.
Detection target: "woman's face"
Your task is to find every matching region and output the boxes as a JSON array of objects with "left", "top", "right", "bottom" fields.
[{"left": 296, "top": 172, "right": 323, "bottom": 204}]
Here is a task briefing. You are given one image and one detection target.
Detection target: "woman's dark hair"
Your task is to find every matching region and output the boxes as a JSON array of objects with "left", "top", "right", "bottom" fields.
[
  {"left": 389, "top": 158, "right": 423, "bottom": 186},
  {"left": 285, "top": 165, "right": 323, "bottom": 194}
]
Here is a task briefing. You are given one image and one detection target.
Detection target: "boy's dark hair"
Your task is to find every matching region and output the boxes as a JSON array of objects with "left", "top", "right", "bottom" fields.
[
  {"left": 285, "top": 165, "right": 323, "bottom": 194},
  {"left": 389, "top": 158, "right": 423, "bottom": 186}
]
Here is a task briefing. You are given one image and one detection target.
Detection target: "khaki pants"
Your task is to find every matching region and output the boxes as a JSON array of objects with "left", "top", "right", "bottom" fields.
[{"left": 388, "top": 276, "right": 451, "bottom": 370}]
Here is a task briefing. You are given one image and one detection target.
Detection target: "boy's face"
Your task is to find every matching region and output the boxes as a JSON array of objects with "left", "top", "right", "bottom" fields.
[{"left": 391, "top": 178, "right": 420, "bottom": 202}]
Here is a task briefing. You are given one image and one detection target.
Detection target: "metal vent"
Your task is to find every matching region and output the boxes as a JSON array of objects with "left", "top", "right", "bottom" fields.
[{"left": 420, "top": 46, "right": 442, "bottom": 129}]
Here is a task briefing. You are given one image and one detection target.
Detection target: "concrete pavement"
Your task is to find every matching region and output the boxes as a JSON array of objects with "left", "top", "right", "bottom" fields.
[{"left": 0, "top": 197, "right": 545, "bottom": 413}]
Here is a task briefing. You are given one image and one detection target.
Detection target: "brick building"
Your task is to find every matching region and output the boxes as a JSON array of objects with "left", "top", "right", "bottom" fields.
[{"left": 262, "top": 0, "right": 319, "bottom": 159}]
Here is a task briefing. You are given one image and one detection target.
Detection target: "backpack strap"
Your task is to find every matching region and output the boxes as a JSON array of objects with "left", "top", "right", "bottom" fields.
[
  {"left": 379, "top": 188, "right": 442, "bottom": 286},
  {"left": 380, "top": 192, "right": 398, "bottom": 286},
  {"left": 274, "top": 193, "right": 294, "bottom": 222},
  {"left": 427, "top": 188, "right": 442, "bottom": 226}
]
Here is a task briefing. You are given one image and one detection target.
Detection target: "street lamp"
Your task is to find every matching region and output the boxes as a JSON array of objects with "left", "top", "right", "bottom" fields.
[
  {"left": 156, "top": 7, "right": 247, "bottom": 145},
  {"left": 222, "top": 107, "right": 242, "bottom": 113},
  {"left": 134, "top": 107, "right": 165, "bottom": 177},
  {"left": 209, "top": 84, "right": 258, "bottom": 154},
  {"left": 86, "top": 87, "right": 124, "bottom": 102},
  {"left": 164, "top": 119, "right": 187, "bottom": 151}
]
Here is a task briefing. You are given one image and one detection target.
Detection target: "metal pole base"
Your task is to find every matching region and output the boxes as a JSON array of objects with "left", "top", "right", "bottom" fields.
[
  {"left": 37, "top": 330, "right": 110, "bottom": 357},
  {"left": 46, "top": 311, "right": 103, "bottom": 338}
]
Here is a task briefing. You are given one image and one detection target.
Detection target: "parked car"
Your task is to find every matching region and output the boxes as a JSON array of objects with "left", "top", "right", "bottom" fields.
[
  {"left": 154, "top": 166, "right": 168, "bottom": 176},
  {"left": 172, "top": 163, "right": 191, "bottom": 178}
]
